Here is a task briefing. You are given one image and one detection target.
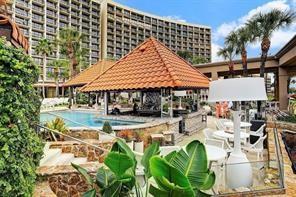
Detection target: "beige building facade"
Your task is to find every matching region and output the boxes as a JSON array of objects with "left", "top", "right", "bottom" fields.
[{"left": 195, "top": 35, "right": 296, "bottom": 110}]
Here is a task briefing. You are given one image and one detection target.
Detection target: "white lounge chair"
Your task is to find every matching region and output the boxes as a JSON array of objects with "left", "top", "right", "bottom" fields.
[
  {"left": 205, "top": 138, "right": 224, "bottom": 149},
  {"left": 203, "top": 128, "right": 214, "bottom": 139},
  {"left": 242, "top": 135, "right": 267, "bottom": 160},
  {"left": 250, "top": 124, "right": 266, "bottom": 137}
]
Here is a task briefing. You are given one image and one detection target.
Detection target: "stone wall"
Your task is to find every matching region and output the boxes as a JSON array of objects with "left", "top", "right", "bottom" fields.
[
  {"left": 67, "top": 130, "right": 99, "bottom": 140},
  {"left": 49, "top": 141, "right": 113, "bottom": 162},
  {"left": 184, "top": 111, "right": 206, "bottom": 135}
]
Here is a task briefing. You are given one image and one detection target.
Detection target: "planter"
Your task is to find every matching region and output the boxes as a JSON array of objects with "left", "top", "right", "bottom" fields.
[
  {"left": 126, "top": 141, "right": 134, "bottom": 150},
  {"left": 134, "top": 141, "right": 144, "bottom": 153}
]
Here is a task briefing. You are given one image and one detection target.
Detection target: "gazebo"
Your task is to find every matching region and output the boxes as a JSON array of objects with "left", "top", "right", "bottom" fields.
[
  {"left": 80, "top": 37, "right": 210, "bottom": 117},
  {"left": 63, "top": 60, "right": 115, "bottom": 106}
]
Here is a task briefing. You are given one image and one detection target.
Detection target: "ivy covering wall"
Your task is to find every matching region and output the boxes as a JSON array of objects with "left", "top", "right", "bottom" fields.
[{"left": 0, "top": 38, "right": 44, "bottom": 196}]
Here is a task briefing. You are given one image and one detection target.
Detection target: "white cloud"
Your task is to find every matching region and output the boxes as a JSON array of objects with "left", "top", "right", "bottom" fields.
[
  {"left": 211, "top": 43, "right": 224, "bottom": 62},
  {"left": 213, "top": 0, "right": 291, "bottom": 41},
  {"left": 163, "top": 15, "right": 186, "bottom": 23}
]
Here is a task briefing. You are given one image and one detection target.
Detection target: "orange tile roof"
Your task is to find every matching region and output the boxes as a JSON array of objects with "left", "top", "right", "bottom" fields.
[
  {"left": 0, "top": 14, "right": 29, "bottom": 52},
  {"left": 64, "top": 60, "right": 115, "bottom": 87},
  {"left": 81, "top": 37, "right": 209, "bottom": 92}
]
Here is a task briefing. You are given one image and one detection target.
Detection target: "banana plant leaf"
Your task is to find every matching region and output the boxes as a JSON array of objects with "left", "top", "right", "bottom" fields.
[
  {"left": 141, "top": 142, "right": 160, "bottom": 178},
  {"left": 96, "top": 167, "right": 116, "bottom": 191},
  {"left": 149, "top": 156, "right": 195, "bottom": 197},
  {"left": 71, "top": 163, "right": 93, "bottom": 185},
  {"left": 102, "top": 181, "right": 122, "bottom": 197},
  {"left": 111, "top": 139, "right": 136, "bottom": 169},
  {"left": 104, "top": 152, "right": 135, "bottom": 178},
  {"left": 83, "top": 189, "right": 96, "bottom": 197},
  {"left": 164, "top": 150, "right": 177, "bottom": 163},
  {"left": 168, "top": 140, "right": 215, "bottom": 190}
]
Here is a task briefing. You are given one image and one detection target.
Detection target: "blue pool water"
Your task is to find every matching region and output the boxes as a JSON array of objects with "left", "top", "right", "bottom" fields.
[{"left": 40, "top": 110, "right": 144, "bottom": 127}]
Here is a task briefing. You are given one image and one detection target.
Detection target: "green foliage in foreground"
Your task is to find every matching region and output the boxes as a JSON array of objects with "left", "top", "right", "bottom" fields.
[
  {"left": 73, "top": 140, "right": 215, "bottom": 197},
  {"left": 72, "top": 139, "right": 141, "bottom": 197},
  {"left": 0, "top": 38, "right": 44, "bottom": 196}
]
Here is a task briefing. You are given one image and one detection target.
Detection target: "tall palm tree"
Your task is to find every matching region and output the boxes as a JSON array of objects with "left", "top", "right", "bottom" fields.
[
  {"left": 35, "top": 38, "right": 54, "bottom": 98},
  {"left": 47, "top": 59, "right": 69, "bottom": 98},
  {"left": 225, "top": 27, "right": 254, "bottom": 77},
  {"left": 247, "top": 9, "right": 296, "bottom": 77},
  {"left": 217, "top": 45, "right": 236, "bottom": 78},
  {"left": 55, "top": 28, "right": 87, "bottom": 77}
]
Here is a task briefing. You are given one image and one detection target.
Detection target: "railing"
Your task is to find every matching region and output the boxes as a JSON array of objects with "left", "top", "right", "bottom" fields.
[
  {"left": 209, "top": 126, "right": 285, "bottom": 196},
  {"left": 36, "top": 124, "right": 110, "bottom": 153}
]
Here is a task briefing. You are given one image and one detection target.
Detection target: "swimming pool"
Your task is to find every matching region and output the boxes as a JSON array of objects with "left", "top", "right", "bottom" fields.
[{"left": 40, "top": 110, "right": 144, "bottom": 128}]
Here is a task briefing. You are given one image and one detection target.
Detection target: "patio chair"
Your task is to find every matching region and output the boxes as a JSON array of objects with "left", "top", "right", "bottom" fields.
[
  {"left": 217, "top": 138, "right": 233, "bottom": 156},
  {"left": 205, "top": 138, "right": 224, "bottom": 149},
  {"left": 215, "top": 119, "right": 226, "bottom": 131},
  {"left": 250, "top": 124, "right": 266, "bottom": 137},
  {"left": 242, "top": 134, "right": 267, "bottom": 160},
  {"left": 203, "top": 128, "right": 214, "bottom": 139}
]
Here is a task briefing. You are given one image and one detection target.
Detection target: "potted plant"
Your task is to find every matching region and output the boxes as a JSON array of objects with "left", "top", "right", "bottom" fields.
[
  {"left": 117, "top": 130, "right": 134, "bottom": 149},
  {"left": 134, "top": 131, "right": 144, "bottom": 153},
  {"left": 102, "top": 121, "right": 114, "bottom": 136},
  {"left": 45, "top": 117, "right": 69, "bottom": 141}
]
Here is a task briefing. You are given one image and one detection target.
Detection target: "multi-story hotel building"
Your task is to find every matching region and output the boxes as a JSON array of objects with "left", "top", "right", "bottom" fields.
[
  {"left": 7, "top": 0, "right": 211, "bottom": 97},
  {"left": 100, "top": 0, "right": 211, "bottom": 61}
]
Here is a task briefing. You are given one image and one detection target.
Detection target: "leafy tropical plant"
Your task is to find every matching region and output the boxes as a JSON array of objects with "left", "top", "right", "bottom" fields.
[
  {"left": 0, "top": 37, "right": 44, "bottom": 195},
  {"left": 55, "top": 28, "right": 88, "bottom": 77},
  {"left": 45, "top": 117, "right": 69, "bottom": 134},
  {"left": 72, "top": 139, "right": 141, "bottom": 197},
  {"left": 141, "top": 142, "right": 160, "bottom": 197},
  {"left": 102, "top": 121, "right": 113, "bottom": 134},
  {"left": 47, "top": 59, "right": 69, "bottom": 98},
  {"left": 35, "top": 38, "right": 54, "bottom": 98},
  {"left": 246, "top": 9, "right": 295, "bottom": 78},
  {"left": 217, "top": 45, "right": 236, "bottom": 78},
  {"left": 149, "top": 140, "right": 215, "bottom": 196}
]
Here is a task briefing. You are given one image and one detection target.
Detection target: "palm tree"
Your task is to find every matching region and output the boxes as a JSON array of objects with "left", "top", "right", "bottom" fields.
[
  {"left": 55, "top": 28, "right": 87, "bottom": 77},
  {"left": 35, "top": 38, "right": 54, "bottom": 98},
  {"left": 225, "top": 27, "right": 254, "bottom": 77},
  {"left": 217, "top": 45, "right": 236, "bottom": 78},
  {"left": 247, "top": 9, "right": 296, "bottom": 77},
  {"left": 47, "top": 60, "right": 69, "bottom": 98}
]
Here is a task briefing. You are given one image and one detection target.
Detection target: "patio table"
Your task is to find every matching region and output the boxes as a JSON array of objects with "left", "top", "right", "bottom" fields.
[
  {"left": 223, "top": 121, "right": 252, "bottom": 128},
  {"left": 213, "top": 130, "right": 250, "bottom": 141},
  {"left": 159, "top": 145, "right": 226, "bottom": 162}
]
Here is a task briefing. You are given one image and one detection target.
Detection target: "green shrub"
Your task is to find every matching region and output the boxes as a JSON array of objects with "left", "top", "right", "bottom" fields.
[
  {"left": 0, "top": 38, "right": 44, "bottom": 196},
  {"left": 102, "top": 121, "right": 113, "bottom": 134},
  {"left": 277, "top": 114, "right": 296, "bottom": 123},
  {"left": 45, "top": 117, "right": 69, "bottom": 134}
]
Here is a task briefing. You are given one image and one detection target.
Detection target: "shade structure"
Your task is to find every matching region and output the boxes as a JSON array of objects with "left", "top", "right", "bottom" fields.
[
  {"left": 80, "top": 37, "right": 209, "bottom": 92},
  {"left": 64, "top": 60, "right": 115, "bottom": 87},
  {"left": 208, "top": 77, "right": 267, "bottom": 102}
]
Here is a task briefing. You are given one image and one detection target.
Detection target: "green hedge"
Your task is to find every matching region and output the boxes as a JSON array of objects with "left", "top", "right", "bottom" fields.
[{"left": 0, "top": 38, "right": 44, "bottom": 196}]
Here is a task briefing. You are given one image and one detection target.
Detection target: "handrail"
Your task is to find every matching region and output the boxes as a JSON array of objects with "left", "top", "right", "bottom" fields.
[
  {"left": 36, "top": 124, "right": 111, "bottom": 153},
  {"left": 273, "top": 126, "right": 285, "bottom": 188}
]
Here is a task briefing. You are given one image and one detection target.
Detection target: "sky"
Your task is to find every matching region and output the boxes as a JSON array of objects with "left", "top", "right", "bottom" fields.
[{"left": 114, "top": 0, "right": 296, "bottom": 62}]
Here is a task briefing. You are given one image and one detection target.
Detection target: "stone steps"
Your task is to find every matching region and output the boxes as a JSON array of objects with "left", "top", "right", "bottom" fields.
[{"left": 40, "top": 149, "right": 62, "bottom": 166}]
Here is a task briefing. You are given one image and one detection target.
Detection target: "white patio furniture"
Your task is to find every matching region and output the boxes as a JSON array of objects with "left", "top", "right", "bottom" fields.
[
  {"left": 205, "top": 138, "right": 224, "bottom": 149},
  {"left": 213, "top": 130, "right": 250, "bottom": 144},
  {"left": 242, "top": 135, "right": 267, "bottom": 160},
  {"left": 223, "top": 121, "right": 252, "bottom": 129},
  {"left": 215, "top": 120, "right": 226, "bottom": 130},
  {"left": 203, "top": 128, "right": 214, "bottom": 139},
  {"left": 249, "top": 124, "right": 266, "bottom": 137}
]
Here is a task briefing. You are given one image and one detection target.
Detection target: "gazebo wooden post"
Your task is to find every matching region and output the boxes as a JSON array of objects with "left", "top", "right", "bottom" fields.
[
  {"left": 196, "top": 89, "right": 200, "bottom": 111},
  {"left": 69, "top": 87, "right": 73, "bottom": 108},
  {"left": 170, "top": 88, "right": 173, "bottom": 118},
  {"left": 140, "top": 91, "right": 143, "bottom": 108},
  {"left": 104, "top": 92, "right": 108, "bottom": 115},
  {"left": 88, "top": 92, "right": 91, "bottom": 106},
  {"left": 160, "top": 89, "right": 163, "bottom": 118}
]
